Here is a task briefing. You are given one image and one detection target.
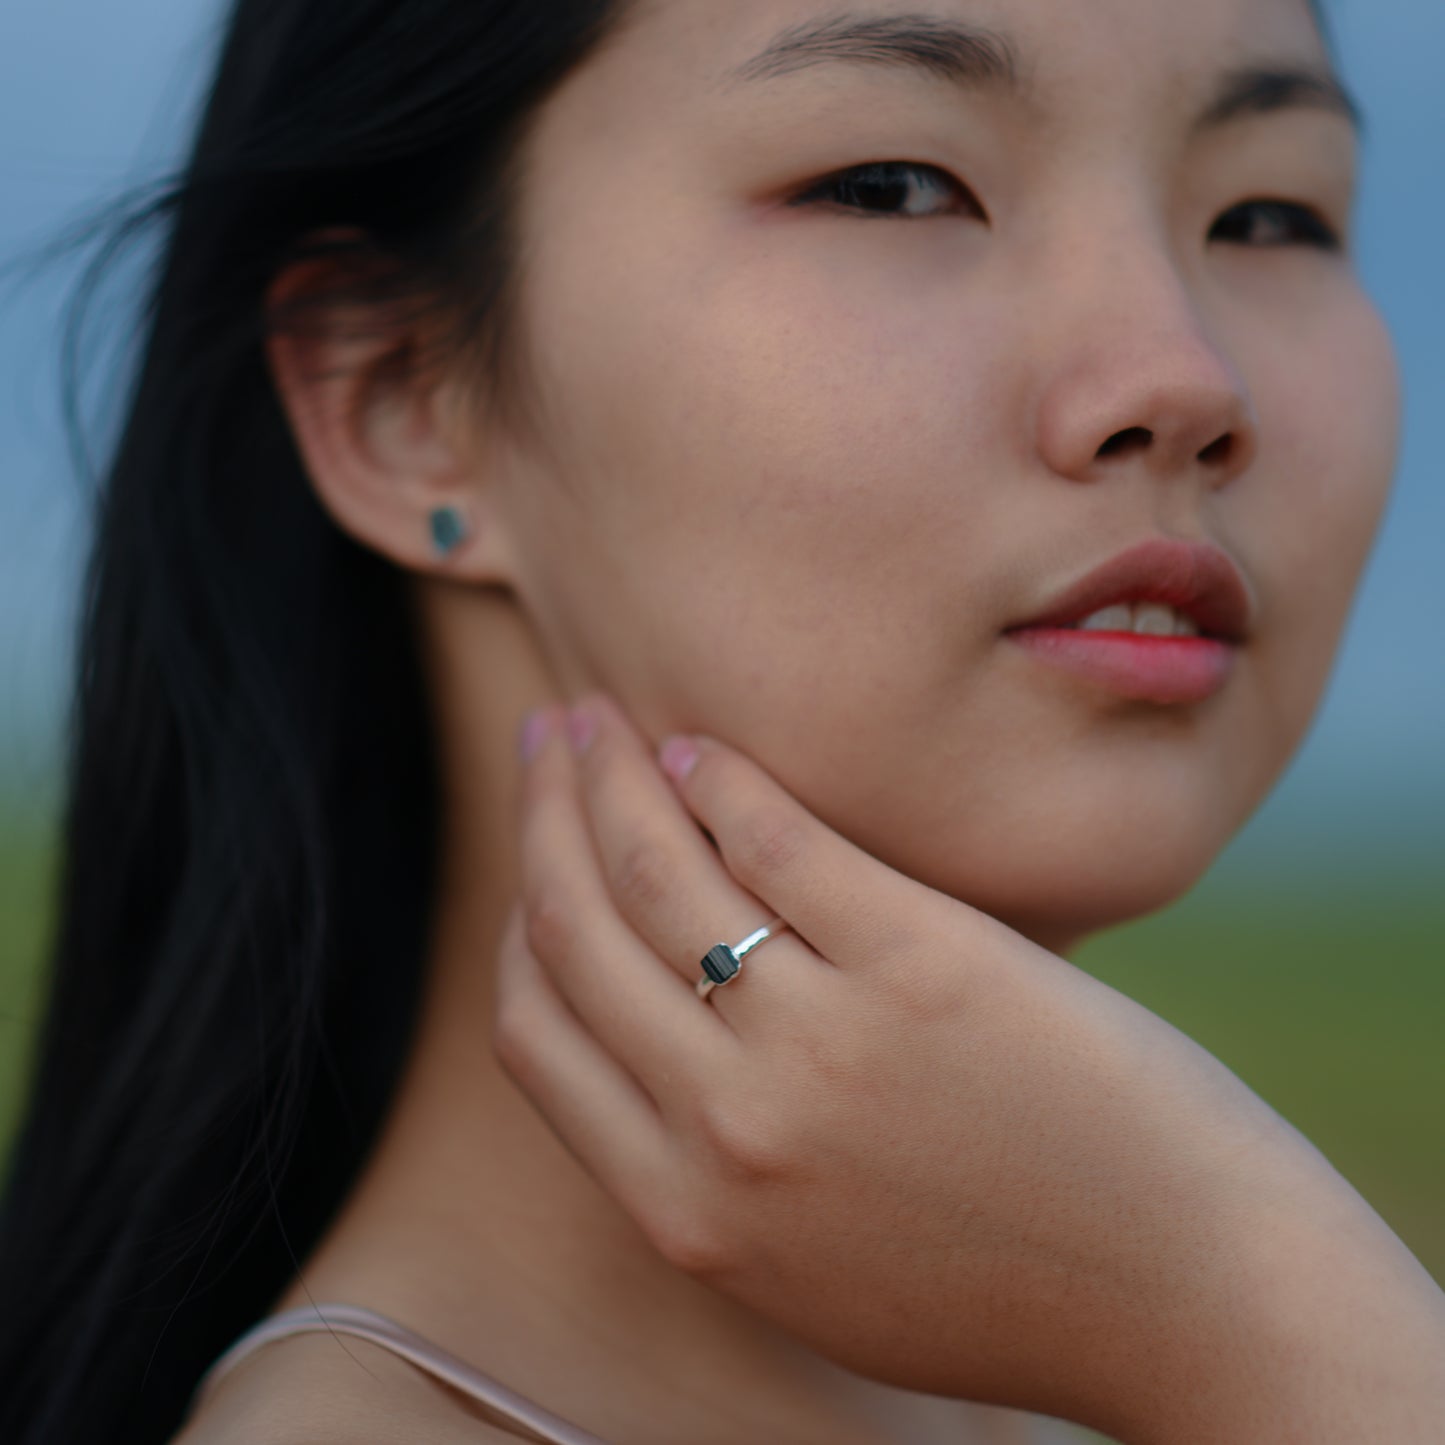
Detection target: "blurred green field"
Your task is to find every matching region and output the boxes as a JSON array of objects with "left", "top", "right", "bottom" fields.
[
  {"left": 1071, "top": 868, "right": 1444, "bottom": 1288},
  {"left": 0, "top": 809, "right": 57, "bottom": 1167},
  {"left": 0, "top": 802, "right": 61, "bottom": 1165},
  {"left": 1, "top": 795, "right": 1441, "bottom": 1445}
]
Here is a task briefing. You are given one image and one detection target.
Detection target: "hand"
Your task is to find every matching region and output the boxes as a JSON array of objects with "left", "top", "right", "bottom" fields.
[{"left": 494, "top": 692, "right": 1445, "bottom": 1442}]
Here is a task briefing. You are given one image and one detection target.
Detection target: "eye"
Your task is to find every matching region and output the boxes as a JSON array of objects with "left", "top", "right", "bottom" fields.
[
  {"left": 788, "top": 161, "right": 985, "bottom": 220},
  {"left": 1210, "top": 198, "right": 1343, "bottom": 251}
]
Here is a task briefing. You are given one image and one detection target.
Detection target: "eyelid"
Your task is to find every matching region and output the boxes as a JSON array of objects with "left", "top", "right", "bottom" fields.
[
  {"left": 1212, "top": 197, "right": 1346, "bottom": 251},
  {"left": 789, "top": 159, "right": 984, "bottom": 217},
  {"left": 786, "top": 158, "right": 1348, "bottom": 252}
]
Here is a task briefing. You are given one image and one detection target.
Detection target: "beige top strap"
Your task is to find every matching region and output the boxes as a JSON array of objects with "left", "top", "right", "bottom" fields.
[{"left": 190, "top": 1301, "right": 609, "bottom": 1445}]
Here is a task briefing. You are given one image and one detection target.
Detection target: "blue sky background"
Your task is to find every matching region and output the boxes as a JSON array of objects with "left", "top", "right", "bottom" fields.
[{"left": 1, "top": 0, "right": 1441, "bottom": 885}]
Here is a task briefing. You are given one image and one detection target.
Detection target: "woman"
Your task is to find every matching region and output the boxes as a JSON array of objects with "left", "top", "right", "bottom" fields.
[{"left": 2, "top": 0, "right": 1441, "bottom": 1440}]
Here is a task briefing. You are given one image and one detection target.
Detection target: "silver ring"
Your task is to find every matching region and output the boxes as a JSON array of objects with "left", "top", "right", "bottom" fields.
[{"left": 696, "top": 916, "right": 790, "bottom": 1002}]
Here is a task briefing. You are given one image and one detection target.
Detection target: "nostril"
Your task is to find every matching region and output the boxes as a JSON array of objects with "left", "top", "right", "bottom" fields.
[
  {"left": 1097, "top": 426, "right": 1152, "bottom": 458},
  {"left": 1198, "top": 433, "right": 1235, "bottom": 466}
]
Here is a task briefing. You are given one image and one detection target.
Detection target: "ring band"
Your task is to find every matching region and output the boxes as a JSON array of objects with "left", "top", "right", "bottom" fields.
[{"left": 696, "top": 916, "right": 790, "bottom": 1001}]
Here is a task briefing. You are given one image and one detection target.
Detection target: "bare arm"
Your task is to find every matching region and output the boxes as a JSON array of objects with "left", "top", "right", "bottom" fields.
[{"left": 1127, "top": 1163, "right": 1445, "bottom": 1443}]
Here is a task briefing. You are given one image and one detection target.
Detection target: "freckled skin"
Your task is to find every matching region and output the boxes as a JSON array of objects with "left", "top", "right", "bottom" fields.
[{"left": 479, "top": 0, "right": 1398, "bottom": 954}]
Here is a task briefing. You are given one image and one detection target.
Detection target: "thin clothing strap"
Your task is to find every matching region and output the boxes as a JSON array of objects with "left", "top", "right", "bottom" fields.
[{"left": 188, "top": 1301, "right": 611, "bottom": 1445}]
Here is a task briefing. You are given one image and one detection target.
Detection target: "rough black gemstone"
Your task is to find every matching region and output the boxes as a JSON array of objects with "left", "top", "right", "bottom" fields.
[{"left": 702, "top": 944, "right": 741, "bottom": 986}]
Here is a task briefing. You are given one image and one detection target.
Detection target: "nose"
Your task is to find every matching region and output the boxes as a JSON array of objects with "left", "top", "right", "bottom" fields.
[{"left": 1032, "top": 242, "right": 1259, "bottom": 489}]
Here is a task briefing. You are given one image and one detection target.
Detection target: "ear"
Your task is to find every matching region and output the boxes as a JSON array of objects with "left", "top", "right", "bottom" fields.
[{"left": 262, "top": 229, "right": 520, "bottom": 585}]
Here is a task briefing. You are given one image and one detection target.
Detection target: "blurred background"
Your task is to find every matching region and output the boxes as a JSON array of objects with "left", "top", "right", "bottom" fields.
[{"left": 1, "top": 0, "right": 1441, "bottom": 1345}]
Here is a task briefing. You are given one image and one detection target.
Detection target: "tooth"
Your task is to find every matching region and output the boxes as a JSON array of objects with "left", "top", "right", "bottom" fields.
[
  {"left": 1132, "top": 603, "right": 1177, "bottom": 636},
  {"left": 1079, "top": 604, "right": 1134, "bottom": 632},
  {"left": 1173, "top": 613, "right": 1201, "bottom": 638}
]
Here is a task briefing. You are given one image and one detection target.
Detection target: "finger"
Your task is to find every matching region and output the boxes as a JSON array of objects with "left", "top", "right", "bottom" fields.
[
  {"left": 566, "top": 692, "right": 830, "bottom": 1017},
  {"left": 517, "top": 705, "right": 739, "bottom": 1096},
  {"left": 492, "top": 899, "right": 680, "bottom": 1231},
  {"left": 655, "top": 729, "right": 934, "bottom": 971}
]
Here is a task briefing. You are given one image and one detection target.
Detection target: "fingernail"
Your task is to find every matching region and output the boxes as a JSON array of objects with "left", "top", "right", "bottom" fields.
[
  {"left": 658, "top": 735, "right": 699, "bottom": 782},
  {"left": 567, "top": 703, "right": 598, "bottom": 755},
  {"left": 519, "top": 708, "right": 552, "bottom": 763}
]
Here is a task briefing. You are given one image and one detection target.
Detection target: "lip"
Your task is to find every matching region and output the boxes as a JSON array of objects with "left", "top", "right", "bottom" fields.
[
  {"left": 1005, "top": 537, "right": 1254, "bottom": 643},
  {"left": 1004, "top": 628, "right": 1236, "bottom": 704},
  {"left": 1002, "top": 537, "right": 1253, "bottom": 705}
]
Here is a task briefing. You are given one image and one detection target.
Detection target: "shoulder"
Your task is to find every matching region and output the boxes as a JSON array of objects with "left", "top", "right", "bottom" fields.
[{"left": 169, "top": 1331, "right": 529, "bottom": 1445}]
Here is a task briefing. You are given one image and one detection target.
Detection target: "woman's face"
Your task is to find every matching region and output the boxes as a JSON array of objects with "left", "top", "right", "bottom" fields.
[{"left": 472, "top": 0, "right": 1399, "bottom": 950}]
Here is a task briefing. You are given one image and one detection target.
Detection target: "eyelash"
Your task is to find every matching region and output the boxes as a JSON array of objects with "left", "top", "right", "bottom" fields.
[{"left": 789, "top": 160, "right": 1344, "bottom": 251}]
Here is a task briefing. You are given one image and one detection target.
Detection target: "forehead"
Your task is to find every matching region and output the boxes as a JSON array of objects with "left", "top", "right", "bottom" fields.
[{"left": 601, "top": 0, "right": 1332, "bottom": 119}]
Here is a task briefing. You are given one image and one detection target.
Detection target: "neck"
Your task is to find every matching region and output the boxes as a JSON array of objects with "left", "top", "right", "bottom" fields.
[{"left": 270, "top": 584, "right": 1029, "bottom": 1445}]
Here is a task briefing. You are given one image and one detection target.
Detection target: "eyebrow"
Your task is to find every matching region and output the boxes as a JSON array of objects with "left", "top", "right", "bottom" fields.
[
  {"left": 1196, "top": 64, "right": 1364, "bottom": 137},
  {"left": 726, "top": 13, "right": 1020, "bottom": 89},
  {"left": 724, "top": 12, "right": 1365, "bottom": 138}
]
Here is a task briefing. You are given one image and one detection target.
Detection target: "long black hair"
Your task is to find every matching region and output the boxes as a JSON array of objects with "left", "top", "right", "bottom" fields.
[{"left": 0, "top": 3, "right": 634, "bottom": 1441}]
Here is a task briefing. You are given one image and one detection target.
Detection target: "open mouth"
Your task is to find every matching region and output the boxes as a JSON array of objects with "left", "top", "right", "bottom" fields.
[
  {"left": 1001, "top": 537, "right": 1252, "bottom": 702},
  {"left": 1041, "top": 600, "right": 1215, "bottom": 640}
]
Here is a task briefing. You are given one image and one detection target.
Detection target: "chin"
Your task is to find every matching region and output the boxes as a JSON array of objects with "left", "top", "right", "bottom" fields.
[
  {"left": 906, "top": 821, "right": 1228, "bottom": 957},
  {"left": 791, "top": 732, "right": 1254, "bottom": 957}
]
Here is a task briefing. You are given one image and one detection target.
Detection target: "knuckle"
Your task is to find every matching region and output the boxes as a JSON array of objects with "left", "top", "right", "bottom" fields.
[
  {"left": 728, "top": 806, "right": 806, "bottom": 885},
  {"left": 491, "top": 1002, "right": 540, "bottom": 1080},
  {"left": 694, "top": 1095, "right": 789, "bottom": 1182},
  {"left": 645, "top": 1201, "right": 729, "bottom": 1279},
  {"left": 871, "top": 954, "right": 939, "bottom": 1019},
  {"left": 612, "top": 836, "right": 675, "bottom": 918},
  {"left": 876, "top": 941, "right": 972, "bottom": 1026},
  {"left": 522, "top": 888, "right": 575, "bottom": 963},
  {"left": 491, "top": 1015, "right": 525, "bottom": 1074},
  {"left": 490, "top": 947, "right": 545, "bottom": 1069}
]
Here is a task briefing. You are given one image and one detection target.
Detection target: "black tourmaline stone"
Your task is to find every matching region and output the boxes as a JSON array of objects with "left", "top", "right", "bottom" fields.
[{"left": 701, "top": 944, "right": 741, "bottom": 986}]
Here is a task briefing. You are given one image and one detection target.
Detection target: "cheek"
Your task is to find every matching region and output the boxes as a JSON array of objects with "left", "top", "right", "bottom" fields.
[
  {"left": 1234, "top": 292, "right": 1401, "bottom": 772},
  {"left": 511, "top": 235, "right": 1011, "bottom": 717}
]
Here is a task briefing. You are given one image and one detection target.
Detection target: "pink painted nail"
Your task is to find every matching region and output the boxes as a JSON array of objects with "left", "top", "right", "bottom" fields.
[{"left": 658, "top": 736, "right": 699, "bottom": 782}]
